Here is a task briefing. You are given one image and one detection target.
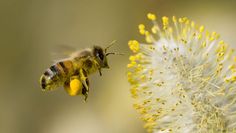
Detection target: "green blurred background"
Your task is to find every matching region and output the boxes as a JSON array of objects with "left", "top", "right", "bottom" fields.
[{"left": 0, "top": 0, "right": 235, "bottom": 133}]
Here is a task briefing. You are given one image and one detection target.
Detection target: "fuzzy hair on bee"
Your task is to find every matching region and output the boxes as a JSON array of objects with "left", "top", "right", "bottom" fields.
[{"left": 39, "top": 41, "right": 120, "bottom": 101}]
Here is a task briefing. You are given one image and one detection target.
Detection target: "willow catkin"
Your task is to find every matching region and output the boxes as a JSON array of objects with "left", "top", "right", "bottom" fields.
[{"left": 127, "top": 13, "right": 236, "bottom": 133}]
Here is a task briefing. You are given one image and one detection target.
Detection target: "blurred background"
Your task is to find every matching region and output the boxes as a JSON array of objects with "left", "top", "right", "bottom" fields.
[{"left": 0, "top": 0, "right": 235, "bottom": 133}]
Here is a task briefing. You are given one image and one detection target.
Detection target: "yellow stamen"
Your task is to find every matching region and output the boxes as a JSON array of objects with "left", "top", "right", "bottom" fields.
[
  {"left": 147, "top": 13, "right": 157, "bottom": 21},
  {"left": 191, "top": 21, "right": 195, "bottom": 28},
  {"left": 172, "top": 16, "right": 177, "bottom": 23},
  {"left": 128, "top": 40, "right": 140, "bottom": 53},
  {"left": 199, "top": 26, "right": 205, "bottom": 32},
  {"left": 151, "top": 26, "right": 158, "bottom": 34},
  {"left": 139, "top": 24, "right": 146, "bottom": 35},
  {"left": 162, "top": 16, "right": 169, "bottom": 30}
]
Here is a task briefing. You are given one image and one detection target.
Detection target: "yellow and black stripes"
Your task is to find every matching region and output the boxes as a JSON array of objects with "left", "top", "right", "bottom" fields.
[
  {"left": 41, "top": 76, "right": 46, "bottom": 89},
  {"left": 59, "top": 62, "right": 68, "bottom": 73},
  {"left": 40, "top": 60, "right": 74, "bottom": 90}
]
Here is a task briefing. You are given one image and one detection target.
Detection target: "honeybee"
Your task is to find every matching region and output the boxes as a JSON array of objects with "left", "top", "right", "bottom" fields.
[{"left": 39, "top": 41, "right": 119, "bottom": 101}]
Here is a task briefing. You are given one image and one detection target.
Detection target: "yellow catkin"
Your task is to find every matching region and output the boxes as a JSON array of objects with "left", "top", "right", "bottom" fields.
[{"left": 128, "top": 14, "right": 236, "bottom": 133}]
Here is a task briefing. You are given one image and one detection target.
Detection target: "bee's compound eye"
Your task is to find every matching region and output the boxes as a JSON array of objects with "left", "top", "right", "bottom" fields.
[
  {"left": 97, "top": 51, "right": 104, "bottom": 60},
  {"left": 93, "top": 46, "right": 105, "bottom": 61},
  {"left": 99, "top": 53, "right": 104, "bottom": 60}
]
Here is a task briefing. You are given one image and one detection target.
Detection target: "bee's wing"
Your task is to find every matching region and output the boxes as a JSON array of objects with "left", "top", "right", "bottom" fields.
[{"left": 51, "top": 45, "right": 77, "bottom": 62}]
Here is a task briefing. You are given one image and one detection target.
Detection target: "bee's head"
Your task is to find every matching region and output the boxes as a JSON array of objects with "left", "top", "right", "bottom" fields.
[
  {"left": 93, "top": 46, "right": 109, "bottom": 68},
  {"left": 93, "top": 41, "right": 122, "bottom": 69}
]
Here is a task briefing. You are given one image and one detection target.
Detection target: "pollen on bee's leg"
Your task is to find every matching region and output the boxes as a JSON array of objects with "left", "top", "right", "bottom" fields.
[{"left": 68, "top": 78, "right": 82, "bottom": 96}]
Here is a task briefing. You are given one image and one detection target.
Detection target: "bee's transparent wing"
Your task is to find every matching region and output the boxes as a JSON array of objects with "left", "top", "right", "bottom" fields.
[{"left": 50, "top": 44, "right": 77, "bottom": 62}]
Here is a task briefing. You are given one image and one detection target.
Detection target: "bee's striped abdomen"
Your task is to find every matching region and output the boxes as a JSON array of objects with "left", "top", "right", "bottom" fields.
[{"left": 40, "top": 60, "right": 74, "bottom": 91}]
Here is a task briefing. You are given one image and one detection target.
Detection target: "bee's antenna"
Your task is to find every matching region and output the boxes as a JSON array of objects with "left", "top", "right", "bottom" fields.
[
  {"left": 106, "top": 52, "right": 124, "bottom": 56},
  {"left": 105, "top": 40, "right": 117, "bottom": 53}
]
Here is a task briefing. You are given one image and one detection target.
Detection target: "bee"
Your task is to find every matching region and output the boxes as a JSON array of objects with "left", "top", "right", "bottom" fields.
[{"left": 39, "top": 41, "right": 119, "bottom": 101}]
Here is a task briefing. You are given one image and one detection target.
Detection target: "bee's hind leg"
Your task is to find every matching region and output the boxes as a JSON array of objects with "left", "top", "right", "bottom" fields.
[
  {"left": 82, "top": 86, "right": 88, "bottom": 101},
  {"left": 79, "top": 69, "right": 90, "bottom": 101},
  {"left": 81, "top": 79, "right": 89, "bottom": 102},
  {"left": 64, "top": 76, "right": 83, "bottom": 96}
]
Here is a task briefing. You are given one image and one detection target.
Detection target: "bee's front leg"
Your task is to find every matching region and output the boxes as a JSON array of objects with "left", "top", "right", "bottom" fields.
[
  {"left": 99, "top": 68, "right": 102, "bottom": 76},
  {"left": 82, "top": 87, "right": 88, "bottom": 102},
  {"left": 94, "top": 60, "right": 102, "bottom": 76}
]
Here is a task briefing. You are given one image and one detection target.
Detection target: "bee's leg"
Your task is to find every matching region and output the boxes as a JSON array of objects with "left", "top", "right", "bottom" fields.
[
  {"left": 81, "top": 77, "right": 89, "bottom": 102},
  {"left": 64, "top": 80, "right": 70, "bottom": 91},
  {"left": 82, "top": 84, "right": 88, "bottom": 101},
  {"left": 82, "top": 80, "right": 89, "bottom": 102},
  {"left": 64, "top": 76, "right": 83, "bottom": 96},
  {"left": 98, "top": 68, "right": 102, "bottom": 76},
  {"left": 79, "top": 69, "right": 90, "bottom": 101},
  {"left": 95, "top": 61, "right": 102, "bottom": 76},
  {"left": 79, "top": 69, "right": 89, "bottom": 91}
]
